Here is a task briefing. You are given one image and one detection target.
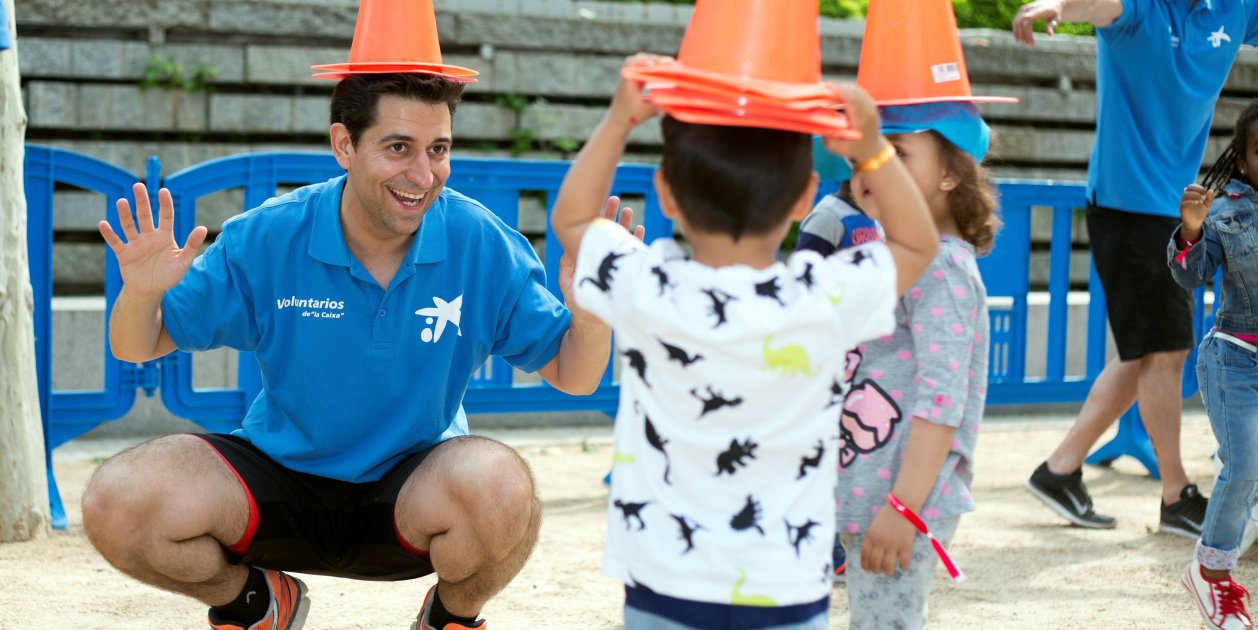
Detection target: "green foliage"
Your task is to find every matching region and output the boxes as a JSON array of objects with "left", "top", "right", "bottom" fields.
[
  {"left": 139, "top": 54, "right": 219, "bottom": 92},
  {"left": 819, "top": 0, "right": 867, "bottom": 19},
  {"left": 494, "top": 92, "right": 530, "bottom": 115},
  {"left": 495, "top": 94, "right": 583, "bottom": 158},
  {"left": 951, "top": 0, "right": 1093, "bottom": 35},
  {"left": 604, "top": 0, "right": 1094, "bottom": 35}
]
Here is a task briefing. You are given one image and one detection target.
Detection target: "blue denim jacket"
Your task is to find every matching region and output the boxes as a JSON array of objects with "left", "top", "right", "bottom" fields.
[{"left": 1167, "top": 179, "right": 1258, "bottom": 334}]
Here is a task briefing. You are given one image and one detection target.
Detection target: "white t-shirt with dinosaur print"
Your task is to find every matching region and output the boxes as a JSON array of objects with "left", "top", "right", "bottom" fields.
[{"left": 574, "top": 218, "right": 897, "bottom": 607}]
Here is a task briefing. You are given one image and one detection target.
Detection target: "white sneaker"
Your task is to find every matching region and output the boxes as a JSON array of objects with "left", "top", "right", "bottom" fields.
[{"left": 1182, "top": 559, "right": 1254, "bottom": 629}]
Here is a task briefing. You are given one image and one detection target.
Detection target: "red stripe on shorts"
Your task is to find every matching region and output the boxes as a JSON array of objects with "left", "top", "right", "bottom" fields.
[
  {"left": 195, "top": 435, "right": 260, "bottom": 557},
  {"left": 393, "top": 519, "right": 431, "bottom": 560}
]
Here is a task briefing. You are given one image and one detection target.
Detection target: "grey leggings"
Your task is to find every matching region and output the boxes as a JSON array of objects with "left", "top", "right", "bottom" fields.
[{"left": 840, "top": 517, "right": 960, "bottom": 630}]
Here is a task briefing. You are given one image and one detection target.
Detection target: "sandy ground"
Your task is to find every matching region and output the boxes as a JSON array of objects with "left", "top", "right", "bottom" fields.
[{"left": 0, "top": 413, "right": 1243, "bottom": 629}]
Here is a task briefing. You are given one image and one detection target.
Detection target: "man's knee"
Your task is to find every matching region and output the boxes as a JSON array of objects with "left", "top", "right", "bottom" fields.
[
  {"left": 414, "top": 437, "right": 539, "bottom": 541},
  {"left": 446, "top": 438, "right": 536, "bottom": 518},
  {"left": 82, "top": 439, "right": 163, "bottom": 550},
  {"left": 82, "top": 435, "right": 237, "bottom": 553}
]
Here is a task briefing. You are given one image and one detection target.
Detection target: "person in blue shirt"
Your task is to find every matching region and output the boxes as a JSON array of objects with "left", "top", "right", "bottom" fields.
[
  {"left": 1015, "top": 0, "right": 1258, "bottom": 539},
  {"left": 81, "top": 73, "right": 637, "bottom": 630}
]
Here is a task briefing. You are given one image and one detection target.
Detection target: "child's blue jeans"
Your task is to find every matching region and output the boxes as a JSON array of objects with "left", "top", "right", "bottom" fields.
[{"left": 1197, "top": 332, "right": 1258, "bottom": 570}]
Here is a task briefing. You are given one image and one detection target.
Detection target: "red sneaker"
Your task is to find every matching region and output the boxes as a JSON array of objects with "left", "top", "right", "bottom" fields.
[
  {"left": 411, "top": 585, "right": 487, "bottom": 630},
  {"left": 1182, "top": 559, "right": 1254, "bottom": 630},
  {"left": 208, "top": 569, "right": 310, "bottom": 630}
]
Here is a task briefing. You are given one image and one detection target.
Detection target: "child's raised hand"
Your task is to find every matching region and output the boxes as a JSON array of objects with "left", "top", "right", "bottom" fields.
[
  {"left": 1180, "top": 184, "right": 1213, "bottom": 242},
  {"left": 610, "top": 53, "right": 669, "bottom": 130},
  {"left": 821, "top": 83, "right": 888, "bottom": 164}
]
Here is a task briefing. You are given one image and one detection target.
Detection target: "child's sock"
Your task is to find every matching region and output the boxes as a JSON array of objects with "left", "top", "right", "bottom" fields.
[
  {"left": 208, "top": 566, "right": 270, "bottom": 626},
  {"left": 428, "top": 587, "right": 481, "bottom": 629}
]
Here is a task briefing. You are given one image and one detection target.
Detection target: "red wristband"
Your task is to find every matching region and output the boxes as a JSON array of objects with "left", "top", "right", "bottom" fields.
[
  {"left": 1175, "top": 233, "right": 1198, "bottom": 268},
  {"left": 886, "top": 492, "right": 965, "bottom": 582}
]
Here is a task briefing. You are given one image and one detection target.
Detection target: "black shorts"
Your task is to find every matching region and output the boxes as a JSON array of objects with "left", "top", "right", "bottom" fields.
[
  {"left": 197, "top": 433, "right": 437, "bottom": 581},
  {"left": 1085, "top": 203, "right": 1194, "bottom": 361}
]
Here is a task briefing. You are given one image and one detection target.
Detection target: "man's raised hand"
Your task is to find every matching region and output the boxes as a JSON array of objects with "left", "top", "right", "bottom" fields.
[{"left": 98, "top": 182, "right": 208, "bottom": 298}]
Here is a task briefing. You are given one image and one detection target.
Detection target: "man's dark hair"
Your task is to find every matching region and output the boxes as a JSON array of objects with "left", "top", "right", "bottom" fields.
[
  {"left": 330, "top": 73, "right": 466, "bottom": 146},
  {"left": 660, "top": 116, "right": 813, "bottom": 241}
]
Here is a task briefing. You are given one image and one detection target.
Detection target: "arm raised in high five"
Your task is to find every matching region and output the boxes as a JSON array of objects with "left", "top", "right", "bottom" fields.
[
  {"left": 98, "top": 182, "right": 208, "bottom": 363},
  {"left": 1012, "top": 0, "right": 1124, "bottom": 46}
]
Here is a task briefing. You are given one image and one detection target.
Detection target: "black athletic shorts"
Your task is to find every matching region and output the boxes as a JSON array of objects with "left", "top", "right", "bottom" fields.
[
  {"left": 1085, "top": 203, "right": 1194, "bottom": 361},
  {"left": 197, "top": 433, "right": 438, "bottom": 581}
]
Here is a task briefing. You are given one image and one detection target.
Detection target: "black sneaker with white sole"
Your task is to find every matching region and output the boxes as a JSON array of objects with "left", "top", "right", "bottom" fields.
[
  {"left": 1161, "top": 483, "right": 1209, "bottom": 539},
  {"left": 1025, "top": 462, "right": 1118, "bottom": 528}
]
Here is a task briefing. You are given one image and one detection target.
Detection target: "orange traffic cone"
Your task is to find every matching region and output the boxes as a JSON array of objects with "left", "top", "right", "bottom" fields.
[
  {"left": 622, "top": 0, "right": 855, "bottom": 136},
  {"left": 311, "top": 0, "right": 477, "bottom": 82},
  {"left": 856, "top": 0, "right": 1014, "bottom": 105}
]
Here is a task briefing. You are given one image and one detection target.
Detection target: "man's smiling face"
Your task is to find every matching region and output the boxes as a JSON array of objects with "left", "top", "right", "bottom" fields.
[{"left": 335, "top": 95, "right": 453, "bottom": 239}]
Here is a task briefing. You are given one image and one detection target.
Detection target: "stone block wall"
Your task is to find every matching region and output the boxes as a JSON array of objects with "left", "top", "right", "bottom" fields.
[{"left": 15, "top": 0, "right": 1258, "bottom": 292}]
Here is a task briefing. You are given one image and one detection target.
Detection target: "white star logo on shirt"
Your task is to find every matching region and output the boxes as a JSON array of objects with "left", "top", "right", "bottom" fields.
[
  {"left": 1208, "top": 25, "right": 1231, "bottom": 48},
  {"left": 416, "top": 294, "right": 463, "bottom": 343}
]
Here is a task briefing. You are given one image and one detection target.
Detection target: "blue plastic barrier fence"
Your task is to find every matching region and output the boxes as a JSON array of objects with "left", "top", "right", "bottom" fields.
[{"left": 27, "top": 146, "right": 1205, "bottom": 527}]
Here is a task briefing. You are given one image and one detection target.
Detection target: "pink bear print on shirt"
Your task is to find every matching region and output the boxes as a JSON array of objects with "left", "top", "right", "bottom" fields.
[{"left": 838, "top": 350, "right": 903, "bottom": 468}]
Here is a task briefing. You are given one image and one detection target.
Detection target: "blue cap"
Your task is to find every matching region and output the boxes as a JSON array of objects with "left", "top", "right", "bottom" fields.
[
  {"left": 812, "top": 135, "right": 853, "bottom": 183},
  {"left": 880, "top": 102, "right": 990, "bottom": 162}
]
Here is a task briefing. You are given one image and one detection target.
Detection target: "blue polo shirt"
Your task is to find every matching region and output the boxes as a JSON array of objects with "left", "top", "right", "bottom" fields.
[
  {"left": 162, "top": 176, "right": 571, "bottom": 483},
  {"left": 1090, "top": 0, "right": 1258, "bottom": 217}
]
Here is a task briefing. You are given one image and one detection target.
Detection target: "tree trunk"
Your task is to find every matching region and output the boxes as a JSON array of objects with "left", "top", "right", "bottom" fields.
[{"left": 0, "top": 0, "right": 49, "bottom": 542}]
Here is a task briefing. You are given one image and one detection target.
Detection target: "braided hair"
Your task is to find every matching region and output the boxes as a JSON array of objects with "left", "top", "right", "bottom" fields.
[{"left": 1202, "top": 100, "right": 1258, "bottom": 193}]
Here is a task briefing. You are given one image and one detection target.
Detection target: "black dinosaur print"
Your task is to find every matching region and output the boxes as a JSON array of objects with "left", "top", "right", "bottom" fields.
[
  {"left": 785, "top": 517, "right": 820, "bottom": 557},
  {"left": 754, "top": 277, "right": 785, "bottom": 306},
  {"left": 580, "top": 251, "right": 629, "bottom": 293},
  {"left": 797, "top": 262, "right": 815, "bottom": 288},
  {"left": 622, "top": 348, "right": 649, "bottom": 388},
  {"left": 614, "top": 499, "right": 650, "bottom": 531},
  {"left": 700, "top": 288, "right": 737, "bottom": 328},
  {"left": 828, "top": 378, "right": 845, "bottom": 408},
  {"left": 849, "top": 248, "right": 874, "bottom": 267},
  {"left": 796, "top": 440, "right": 824, "bottom": 480},
  {"left": 671, "top": 514, "right": 704, "bottom": 555},
  {"left": 690, "top": 386, "right": 744, "bottom": 418},
  {"left": 650, "top": 265, "right": 675, "bottom": 296},
  {"left": 659, "top": 339, "right": 704, "bottom": 367},
  {"left": 730, "top": 495, "right": 765, "bottom": 535},
  {"left": 716, "top": 437, "right": 759, "bottom": 476},
  {"left": 644, "top": 413, "right": 672, "bottom": 485}
]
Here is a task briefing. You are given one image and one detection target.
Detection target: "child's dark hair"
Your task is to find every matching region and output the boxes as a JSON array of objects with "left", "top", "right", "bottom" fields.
[
  {"left": 330, "top": 73, "right": 465, "bottom": 146},
  {"left": 933, "top": 131, "right": 1001, "bottom": 256},
  {"left": 660, "top": 116, "right": 813, "bottom": 241},
  {"left": 1202, "top": 100, "right": 1258, "bottom": 192}
]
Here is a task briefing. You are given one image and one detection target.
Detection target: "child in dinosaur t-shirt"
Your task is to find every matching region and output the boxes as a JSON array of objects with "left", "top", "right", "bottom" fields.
[{"left": 549, "top": 54, "right": 939, "bottom": 629}]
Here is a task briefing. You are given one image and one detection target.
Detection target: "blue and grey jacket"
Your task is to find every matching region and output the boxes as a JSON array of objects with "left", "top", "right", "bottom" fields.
[{"left": 796, "top": 194, "right": 883, "bottom": 256}]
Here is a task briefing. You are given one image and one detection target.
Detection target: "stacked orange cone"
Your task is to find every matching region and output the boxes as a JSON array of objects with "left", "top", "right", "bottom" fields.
[{"left": 623, "top": 0, "right": 857, "bottom": 137}]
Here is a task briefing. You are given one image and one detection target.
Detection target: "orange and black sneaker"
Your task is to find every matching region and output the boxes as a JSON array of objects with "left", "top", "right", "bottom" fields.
[
  {"left": 412, "top": 585, "right": 487, "bottom": 630},
  {"left": 208, "top": 569, "right": 310, "bottom": 630},
  {"left": 832, "top": 538, "right": 847, "bottom": 585}
]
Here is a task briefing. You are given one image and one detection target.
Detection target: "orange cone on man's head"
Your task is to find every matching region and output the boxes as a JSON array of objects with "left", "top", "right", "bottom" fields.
[
  {"left": 856, "top": 0, "right": 1013, "bottom": 105},
  {"left": 311, "top": 0, "right": 477, "bottom": 82}
]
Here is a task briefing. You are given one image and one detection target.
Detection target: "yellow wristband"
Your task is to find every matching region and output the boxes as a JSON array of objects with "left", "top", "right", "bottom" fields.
[{"left": 855, "top": 142, "right": 896, "bottom": 174}]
